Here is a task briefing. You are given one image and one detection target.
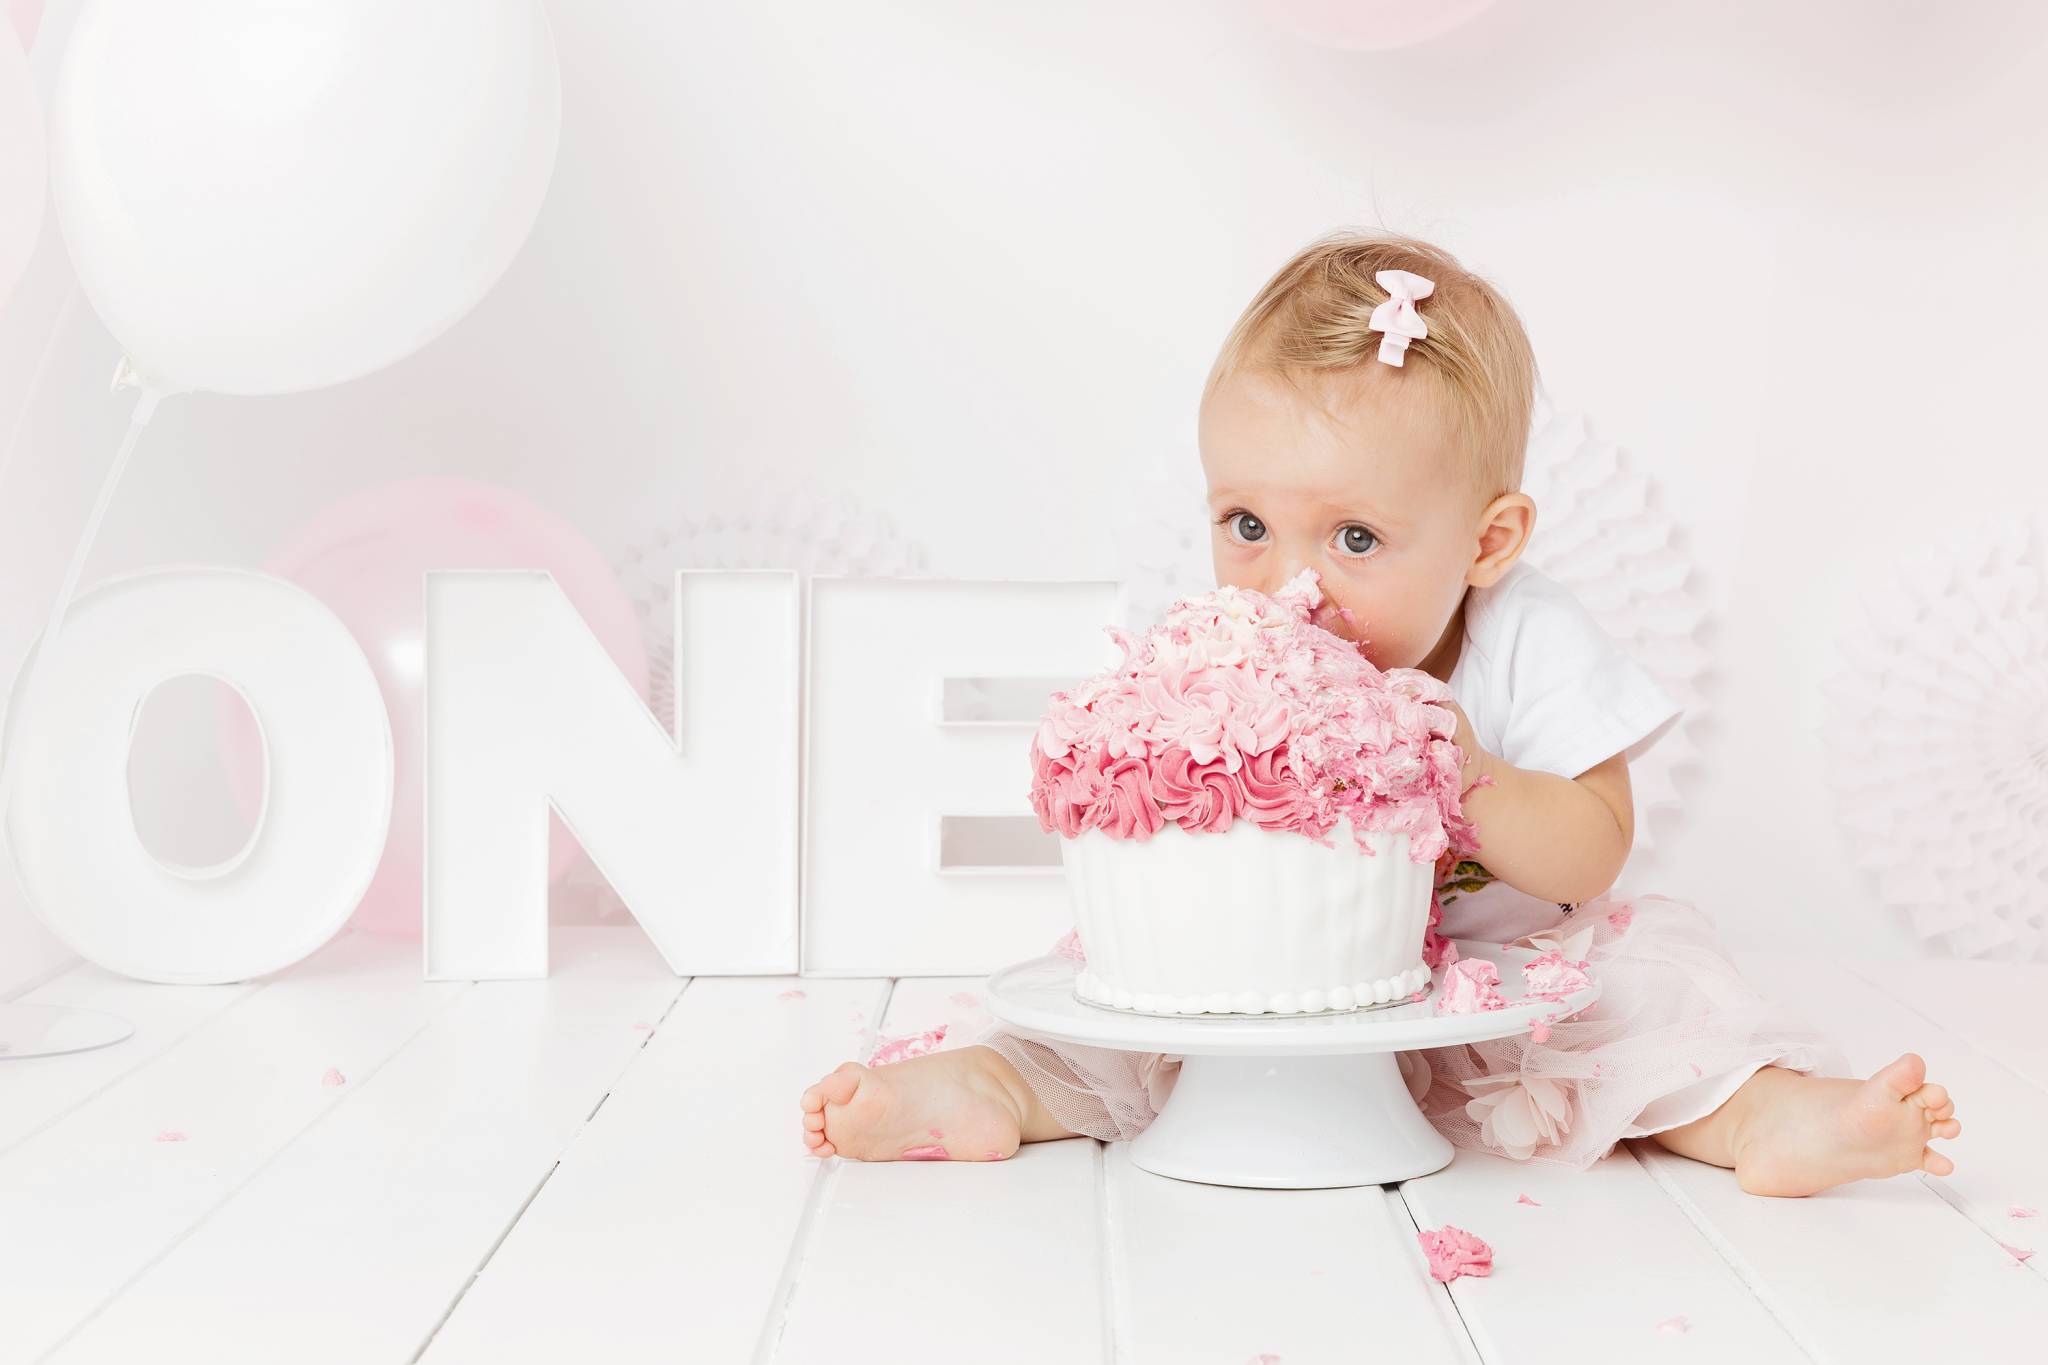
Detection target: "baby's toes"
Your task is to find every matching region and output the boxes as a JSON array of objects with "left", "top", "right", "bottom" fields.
[
  {"left": 805, "top": 1111, "right": 826, "bottom": 1132},
  {"left": 1920, "top": 1146, "right": 1956, "bottom": 1177},
  {"left": 800, "top": 1063, "right": 865, "bottom": 1113},
  {"left": 817, "top": 1062, "right": 865, "bottom": 1108},
  {"left": 1932, "top": 1117, "right": 1962, "bottom": 1140},
  {"left": 1911, "top": 1081, "right": 1949, "bottom": 1113}
]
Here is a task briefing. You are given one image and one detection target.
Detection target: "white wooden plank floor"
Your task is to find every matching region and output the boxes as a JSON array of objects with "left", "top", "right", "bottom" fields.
[{"left": 4, "top": 927, "right": 2046, "bottom": 1364}]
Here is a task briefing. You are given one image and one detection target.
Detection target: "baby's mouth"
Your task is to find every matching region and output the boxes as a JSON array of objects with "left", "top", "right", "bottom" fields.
[{"left": 1311, "top": 601, "right": 1369, "bottom": 653}]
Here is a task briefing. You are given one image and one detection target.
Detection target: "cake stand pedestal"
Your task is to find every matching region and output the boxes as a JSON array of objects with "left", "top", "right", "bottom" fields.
[{"left": 985, "top": 938, "right": 1599, "bottom": 1190}]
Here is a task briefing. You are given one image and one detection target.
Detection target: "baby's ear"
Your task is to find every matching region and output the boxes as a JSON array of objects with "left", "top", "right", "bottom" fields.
[{"left": 1468, "top": 493, "right": 1536, "bottom": 587}]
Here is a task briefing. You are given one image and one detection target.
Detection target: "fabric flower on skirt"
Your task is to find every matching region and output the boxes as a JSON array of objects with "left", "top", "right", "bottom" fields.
[{"left": 1461, "top": 1070, "right": 1572, "bottom": 1160}]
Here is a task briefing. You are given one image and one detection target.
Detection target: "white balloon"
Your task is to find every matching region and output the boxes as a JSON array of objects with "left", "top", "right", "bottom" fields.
[{"left": 48, "top": 0, "right": 560, "bottom": 397}]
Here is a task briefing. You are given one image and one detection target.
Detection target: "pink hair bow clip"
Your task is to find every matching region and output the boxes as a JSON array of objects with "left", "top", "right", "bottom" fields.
[{"left": 1368, "top": 269, "right": 1435, "bottom": 367}]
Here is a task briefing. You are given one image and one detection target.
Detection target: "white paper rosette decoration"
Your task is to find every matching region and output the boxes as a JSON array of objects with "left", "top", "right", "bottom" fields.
[
  {"left": 550, "top": 480, "right": 932, "bottom": 924},
  {"left": 614, "top": 481, "right": 933, "bottom": 728},
  {"left": 1113, "top": 399, "right": 1713, "bottom": 871},
  {"left": 1518, "top": 397, "right": 1713, "bottom": 871},
  {"left": 1114, "top": 464, "right": 1213, "bottom": 636},
  {"left": 1821, "top": 515, "right": 2048, "bottom": 960}
]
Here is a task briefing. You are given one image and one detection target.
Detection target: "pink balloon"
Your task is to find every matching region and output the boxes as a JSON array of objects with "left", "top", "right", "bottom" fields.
[
  {"left": 1255, "top": 0, "right": 1497, "bottom": 51},
  {"left": 7, "top": 0, "right": 40, "bottom": 52},
  {"left": 223, "top": 477, "right": 648, "bottom": 937}
]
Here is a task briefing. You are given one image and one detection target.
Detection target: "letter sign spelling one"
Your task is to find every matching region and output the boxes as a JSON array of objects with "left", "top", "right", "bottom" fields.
[
  {"left": 0, "top": 567, "right": 392, "bottom": 984},
  {"left": 2, "top": 567, "right": 1123, "bottom": 984},
  {"left": 422, "top": 568, "right": 800, "bottom": 980}
]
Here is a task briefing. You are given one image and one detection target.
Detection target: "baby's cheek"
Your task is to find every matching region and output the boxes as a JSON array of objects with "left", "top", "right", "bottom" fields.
[{"left": 1358, "top": 633, "right": 1415, "bottom": 670}]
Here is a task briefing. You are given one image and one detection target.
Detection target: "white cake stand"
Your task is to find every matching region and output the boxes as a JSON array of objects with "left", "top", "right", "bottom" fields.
[{"left": 985, "top": 938, "right": 1599, "bottom": 1189}]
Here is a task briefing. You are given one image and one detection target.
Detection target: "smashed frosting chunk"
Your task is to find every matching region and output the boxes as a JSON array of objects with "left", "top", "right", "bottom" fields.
[
  {"left": 1521, "top": 948, "right": 1594, "bottom": 1002},
  {"left": 1029, "top": 568, "right": 1480, "bottom": 863},
  {"left": 865, "top": 1026, "right": 948, "bottom": 1068},
  {"left": 1417, "top": 1225, "right": 1494, "bottom": 1282},
  {"left": 1434, "top": 956, "right": 1509, "bottom": 1015}
]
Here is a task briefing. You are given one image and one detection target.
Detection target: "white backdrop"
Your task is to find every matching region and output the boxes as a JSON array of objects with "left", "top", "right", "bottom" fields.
[{"left": 5, "top": 0, "right": 2046, "bottom": 992}]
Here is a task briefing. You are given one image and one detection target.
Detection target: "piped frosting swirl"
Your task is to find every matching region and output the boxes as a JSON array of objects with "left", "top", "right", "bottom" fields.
[{"left": 1029, "top": 568, "right": 1479, "bottom": 863}]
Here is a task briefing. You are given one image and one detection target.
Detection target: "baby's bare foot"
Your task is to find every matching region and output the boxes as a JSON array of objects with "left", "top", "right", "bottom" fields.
[
  {"left": 799, "top": 1045, "right": 1024, "bottom": 1163},
  {"left": 1732, "top": 1053, "right": 1962, "bottom": 1197}
]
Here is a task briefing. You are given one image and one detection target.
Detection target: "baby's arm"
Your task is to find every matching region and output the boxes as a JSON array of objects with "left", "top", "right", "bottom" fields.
[{"left": 1441, "top": 699, "right": 1633, "bottom": 906}]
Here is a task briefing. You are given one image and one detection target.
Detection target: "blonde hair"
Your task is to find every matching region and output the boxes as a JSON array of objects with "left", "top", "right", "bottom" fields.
[{"left": 1204, "top": 229, "right": 1538, "bottom": 506}]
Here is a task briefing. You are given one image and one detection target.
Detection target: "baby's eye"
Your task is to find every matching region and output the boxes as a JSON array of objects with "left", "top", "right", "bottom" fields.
[
  {"left": 1334, "top": 524, "right": 1380, "bottom": 558},
  {"left": 1220, "top": 511, "right": 1267, "bottom": 544}
]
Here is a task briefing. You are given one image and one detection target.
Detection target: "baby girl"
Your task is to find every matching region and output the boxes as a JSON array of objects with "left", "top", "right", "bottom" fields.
[{"left": 799, "top": 229, "right": 1961, "bottom": 1196}]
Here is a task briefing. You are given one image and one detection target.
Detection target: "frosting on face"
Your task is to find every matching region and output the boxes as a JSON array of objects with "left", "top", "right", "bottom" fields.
[{"left": 1029, "top": 568, "right": 1479, "bottom": 862}]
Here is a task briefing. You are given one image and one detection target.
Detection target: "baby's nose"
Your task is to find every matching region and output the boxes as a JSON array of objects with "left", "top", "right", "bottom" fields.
[{"left": 1263, "top": 553, "right": 1318, "bottom": 596}]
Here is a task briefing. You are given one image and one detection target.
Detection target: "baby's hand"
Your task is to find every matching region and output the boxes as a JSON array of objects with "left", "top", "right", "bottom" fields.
[{"left": 1439, "top": 695, "right": 1483, "bottom": 774}]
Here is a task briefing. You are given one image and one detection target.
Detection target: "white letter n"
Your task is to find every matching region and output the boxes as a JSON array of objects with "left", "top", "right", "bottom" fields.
[{"left": 423, "top": 569, "right": 798, "bottom": 980}]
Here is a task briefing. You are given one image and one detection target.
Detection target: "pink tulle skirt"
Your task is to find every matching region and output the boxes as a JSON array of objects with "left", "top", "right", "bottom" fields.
[{"left": 963, "top": 891, "right": 1851, "bottom": 1169}]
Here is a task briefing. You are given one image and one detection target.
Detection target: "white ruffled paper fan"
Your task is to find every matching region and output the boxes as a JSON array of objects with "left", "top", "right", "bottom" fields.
[
  {"left": 1113, "top": 399, "right": 1713, "bottom": 871},
  {"left": 1518, "top": 397, "right": 1713, "bottom": 872},
  {"left": 1115, "top": 462, "right": 1213, "bottom": 636},
  {"left": 1820, "top": 514, "right": 2048, "bottom": 960},
  {"left": 551, "top": 479, "right": 933, "bottom": 925},
  {"left": 613, "top": 479, "right": 933, "bottom": 728}
]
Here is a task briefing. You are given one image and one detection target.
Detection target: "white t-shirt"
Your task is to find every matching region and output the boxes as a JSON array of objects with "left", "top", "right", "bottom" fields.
[{"left": 1437, "top": 559, "right": 1684, "bottom": 941}]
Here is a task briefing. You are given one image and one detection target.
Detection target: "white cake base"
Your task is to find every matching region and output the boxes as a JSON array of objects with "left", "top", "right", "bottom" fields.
[{"left": 1061, "top": 820, "right": 1435, "bottom": 1017}]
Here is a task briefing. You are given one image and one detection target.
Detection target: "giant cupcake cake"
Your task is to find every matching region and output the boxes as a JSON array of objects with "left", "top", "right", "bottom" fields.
[{"left": 1029, "top": 569, "right": 1480, "bottom": 1017}]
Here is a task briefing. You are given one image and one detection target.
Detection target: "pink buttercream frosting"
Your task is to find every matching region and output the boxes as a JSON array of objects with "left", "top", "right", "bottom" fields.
[
  {"left": 1417, "top": 1225, "right": 1493, "bottom": 1282},
  {"left": 1029, "top": 569, "right": 1481, "bottom": 862},
  {"left": 1521, "top": 948, "right": 1594, "bottom": 1002},
  {"left": 1435, "top": 956, "right": 1508, "bottom": 1015},
  {"left": 866, "top": 1026, "right": 948, "bottom": 1067}
]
